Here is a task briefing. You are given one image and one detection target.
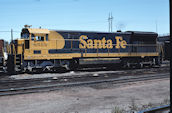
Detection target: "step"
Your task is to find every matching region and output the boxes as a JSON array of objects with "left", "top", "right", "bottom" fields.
[
  {"left": 16, "top": 57, "right": 20, "bottom": 60},
  {"left": 15, "top": 65, "right": 21, "bottom": 67},
  {"left": 16, "top": 61, "right": 21, "bottom": 63}
]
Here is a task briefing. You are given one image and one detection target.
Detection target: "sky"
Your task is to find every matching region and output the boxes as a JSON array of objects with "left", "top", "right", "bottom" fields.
[{"left": 0, "top": 0, "right": 169, "bottom": 41}]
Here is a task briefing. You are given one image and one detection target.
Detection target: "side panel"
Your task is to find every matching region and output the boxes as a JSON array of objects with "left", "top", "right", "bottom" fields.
[
  {"left": 48, "top": 31, "right": 131, "bottom": 58},
  {"left": 24, "top": 31, "right": 159, "bottom": 60}
]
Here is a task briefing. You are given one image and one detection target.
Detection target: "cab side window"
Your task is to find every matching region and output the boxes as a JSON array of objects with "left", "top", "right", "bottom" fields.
[
  {"left": 36, "top": 36, "right": 44, "bottom": 41},
  {"left": 46, "top": 34, "right": 48, "bottom": 41},
  {"left": 21, "top": 33, "right": 29, "bottom": 39},
  {"left": 31, "top": 34, "right": 35, "bottom": 41}
]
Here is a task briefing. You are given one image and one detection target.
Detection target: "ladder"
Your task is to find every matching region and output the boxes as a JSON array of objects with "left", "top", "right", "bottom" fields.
[
  {"left": 15, "top": 54, "right": 22, "bottom": 72},
  {"left": 7, "top": 44, "right": 23, "bottom": 74}
]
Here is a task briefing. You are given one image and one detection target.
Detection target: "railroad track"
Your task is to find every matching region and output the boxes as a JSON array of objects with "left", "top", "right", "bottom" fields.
[
  {"left": 0, "top": 64, "right": 169, "bottom": 82},
  {"left": 0, "top": 62, "right": 169, "bottom": 76},
  {"left": 0, "top": 73, "right": 169, "bottom": 96},
  {"left": 138, "top": 104, "right": 170, "bottom": 113},
  {"left": 0, "top": 65, "right": 169, "bottom": 89}
]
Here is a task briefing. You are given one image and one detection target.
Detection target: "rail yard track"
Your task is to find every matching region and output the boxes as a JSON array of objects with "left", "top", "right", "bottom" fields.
[
  {"left": 0, "top": 71, "right": 169, "bottom": 96},
  {"left": 0, "top": 65, "right": 169, "bottom": 85},
  {"left": 0, "top": 62, "right": 169, "bottom": 96}
]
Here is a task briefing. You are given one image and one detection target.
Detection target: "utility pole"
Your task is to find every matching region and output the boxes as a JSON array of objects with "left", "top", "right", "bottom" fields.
[
  {"left": 108, "top": 12, "right": 113, "bottom": 32},
  {"left": 108, "top": 13, "right": 110, "bottom": 32},
  {"left": 11, "top": 29, "right": 13, "bottom": 42},
  {"left": 155, "top": 20, "right": 158, "bottom": 33},
  {"left": 111, "top": 12, "right": 113, "bottom": 32}
]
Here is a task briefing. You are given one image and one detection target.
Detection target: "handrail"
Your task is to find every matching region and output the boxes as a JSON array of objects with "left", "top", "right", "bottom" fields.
[
  {"left": 6, "top": 44, "right": 11, "bottom": 54},
  {"left": 48, "top": 39, "right": 158, "bottom": 46},
  {"left": 27, "top": 44, "right": 158, "bottom": 52},
  {"left": 160, "top": 44, "right": 164, "bottom": 58},
  {"left": 6, "top": 43, "right": 17, "bottom": 64},
  {"left": 12, "top": 44, "right": 16, "bottom": 65}
]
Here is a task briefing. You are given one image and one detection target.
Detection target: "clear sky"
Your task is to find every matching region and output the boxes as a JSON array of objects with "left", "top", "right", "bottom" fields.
[{"left": 0, "top": 0, "right": 169, "bottom": 41}]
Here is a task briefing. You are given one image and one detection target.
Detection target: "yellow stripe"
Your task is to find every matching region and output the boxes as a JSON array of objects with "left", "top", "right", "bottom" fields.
[
  {"left": 83, "top": 53, "right": 159, "bottom": 57},
  {"left": 24, "top": 52, "right": 159, "bottom": 60},
  {"left": 82, "top": 58, "right": 120, "bottom": 61},
  {"left": 24, "top": 53, "right": 81, "bottom": 60}
]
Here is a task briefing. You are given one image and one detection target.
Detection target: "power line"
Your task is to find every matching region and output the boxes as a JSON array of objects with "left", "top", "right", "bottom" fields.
[{"left": 0, "top": 31, "right": 20, "bottom": 32}]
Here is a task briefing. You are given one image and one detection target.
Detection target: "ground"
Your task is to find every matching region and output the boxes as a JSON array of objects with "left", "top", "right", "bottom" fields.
[{"left": 0, "top": 77, "right": 169, "bottom": 113}]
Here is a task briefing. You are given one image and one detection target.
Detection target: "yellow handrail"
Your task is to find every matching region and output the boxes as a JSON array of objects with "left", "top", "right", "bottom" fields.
[
  {"left": 160, "top": 44, "right": 164, "bottom": 58},
  {"left": 12, "top": 44, "right": 16, "bottom": 65},
  {"left": 6, "top": 44, "right": 11, "bottom": 54}
]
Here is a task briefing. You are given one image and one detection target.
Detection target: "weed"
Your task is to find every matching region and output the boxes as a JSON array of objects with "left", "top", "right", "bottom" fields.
[
  {"left": 163, "top": 98, "right": 170, "bottom": 105},
  {"left": 129, "top": 98, "right": 138, "bottom": 111},
  {"left": 111, "top": 106, "right": 124, "bottom": 113}
]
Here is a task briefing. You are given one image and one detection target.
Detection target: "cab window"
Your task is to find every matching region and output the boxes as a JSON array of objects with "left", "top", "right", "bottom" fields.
[
  {"left": 46, "top": 34, "right": 48, "bottom": 41},
  {"left": 21, "top": 33, "right": 29, "bottom": 39},
  {"left": 36, "top": 36, "right": 44, "bottom": 41},
  {"left": 31, "top": 34, "right": 35, "bottom": 40}
]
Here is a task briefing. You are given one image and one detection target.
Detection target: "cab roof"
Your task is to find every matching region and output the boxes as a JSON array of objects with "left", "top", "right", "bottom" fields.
[{"left": 26, "top": 28, "right": 50, "bottom": 34}]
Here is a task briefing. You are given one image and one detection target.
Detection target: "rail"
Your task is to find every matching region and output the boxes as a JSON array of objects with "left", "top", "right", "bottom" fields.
[
  {"left": 138, "top": 104, "right": 170, "bottom": 113},
  {"left": 0, "top": 72, "right": 169, "bottom": 96}
]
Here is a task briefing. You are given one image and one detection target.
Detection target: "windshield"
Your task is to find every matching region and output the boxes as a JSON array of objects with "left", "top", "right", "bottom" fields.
[{"left": 21, "top": 33, "right": 29, "bottom": 39}]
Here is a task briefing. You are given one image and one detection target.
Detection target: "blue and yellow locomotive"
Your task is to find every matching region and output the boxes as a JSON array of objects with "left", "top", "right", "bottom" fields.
[{"left": 7, "top": 26, "right": 162, "bottom": 74}]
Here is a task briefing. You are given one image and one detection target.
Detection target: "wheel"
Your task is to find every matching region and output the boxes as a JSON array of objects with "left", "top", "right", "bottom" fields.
[
  {"left": 60, "top": 60, "right": 78, "bottom": 71},
  {"left": 70, "top": 59, "right": 79, "bottom": 71},
  {"left": 138, "top": 63, "right": 143, "bottom": 68},
  {"left": 155, "top": 56, "right": 161, "bottom": 66},
  {"left": 61, "top": 60, "right": 70, "bottom": 70}
]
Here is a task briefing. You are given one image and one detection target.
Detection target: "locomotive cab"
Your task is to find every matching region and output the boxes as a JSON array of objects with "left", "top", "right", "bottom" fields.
[
  {"left": 7, "top": 27, "right": 51, "bottom": 74},
  {"left": 21, "top": 27, "right": 50, "bottom": 50}
]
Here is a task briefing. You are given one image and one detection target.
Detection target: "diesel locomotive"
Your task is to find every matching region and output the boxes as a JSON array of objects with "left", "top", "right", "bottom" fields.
[{"left": 6, "top": 26, "right": 162, "bottom": 74}]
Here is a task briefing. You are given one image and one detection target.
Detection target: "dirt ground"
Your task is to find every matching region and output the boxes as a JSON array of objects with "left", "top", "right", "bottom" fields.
[{"left": 0, "top": 77, "right": 170, "bottom": 113}]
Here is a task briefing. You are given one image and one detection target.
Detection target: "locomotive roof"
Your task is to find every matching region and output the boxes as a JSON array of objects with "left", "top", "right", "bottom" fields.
[
  {"left": 126, "top": 31, "right": 158, "bottom": 36},
  {"left": 28, "top": 28, "right": 50, "bottom": 34},
  {"left": 51, "top": 29, "right": 157, "bottom": 36},
  {"left": 50, "top": 29, "right": 130, "bottom": 34},
  {"left": 22, "top": 28, "right": 158, "bottom": 37},
  {"left": 22, "top": 28, "right": 50, "bottom": 34}
]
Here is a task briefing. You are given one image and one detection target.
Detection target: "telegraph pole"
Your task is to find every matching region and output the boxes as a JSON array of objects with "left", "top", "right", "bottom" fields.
[
  {"left": 155, "top": 20, "right": 158, "bottom": 33},
  {"left": 111, "top": 12, "right": 113, "bottom": 32},
  {"left": 108, "top": 12, "right": 113, "bottom": 32},
  {"left": 11, "top": 29, "right": 13, "bottom": 42},
  {"left": 108, "top": 13, "right": 110, "bottom": 32}
]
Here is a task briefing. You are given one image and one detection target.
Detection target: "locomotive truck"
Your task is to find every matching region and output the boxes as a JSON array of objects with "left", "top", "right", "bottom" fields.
[{"left": 7, "top": 26, "right": 162, "bottom": 74}]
